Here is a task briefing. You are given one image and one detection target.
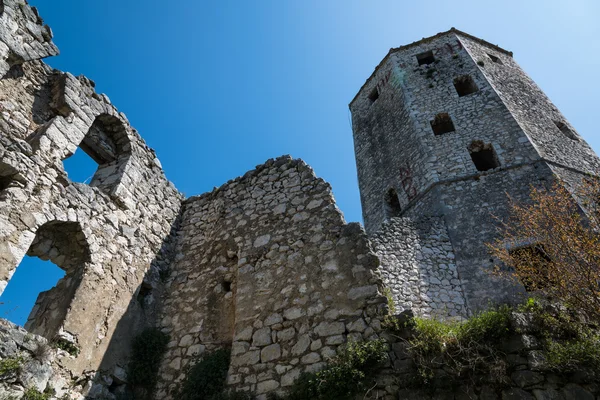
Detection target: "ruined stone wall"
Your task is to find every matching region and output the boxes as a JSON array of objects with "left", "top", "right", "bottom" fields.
[
  {"left": 156, "top": 156, "right": 388, "bottom": 398},
  {"left": 0, "top": 0, "right": 184, "bottom": 380},
  {"left": 371, "top": 217, "right": 467, "bottom": 319}
]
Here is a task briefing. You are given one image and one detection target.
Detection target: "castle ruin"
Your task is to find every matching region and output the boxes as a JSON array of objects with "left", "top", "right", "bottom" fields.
[{"left": 0, "top": 1, "right": 598, "bottom": 399}]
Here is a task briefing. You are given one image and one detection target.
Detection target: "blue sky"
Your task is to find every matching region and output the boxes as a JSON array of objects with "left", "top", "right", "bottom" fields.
[{"left": 1, "top": 0, "right": 599, "bottom": 325}]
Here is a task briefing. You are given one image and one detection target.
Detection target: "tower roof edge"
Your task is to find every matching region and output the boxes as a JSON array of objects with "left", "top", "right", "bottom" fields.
[{"left": 349, "top": 28, "right": 513, "bottom": 108}]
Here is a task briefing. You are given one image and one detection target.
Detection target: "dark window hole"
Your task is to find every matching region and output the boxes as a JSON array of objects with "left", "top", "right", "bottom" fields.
[
  {"left": 368, "top": 87, "right": 379, "bottom": 104},
  {"left": 430, "top": 113, "right": 455, "bottom": 135},
  {"left": 222, "top": 281, "right": 232, "bottom": 293},
  {"left": 468, "top": 141, "right": 500, "bottom": 171},
  {"left": 416, "top": 50, "right": 435, "bottom": 66},
  {"left": 553, "top": 120, "right": 578, "bottom": 140},
  {"left": 487, "top": 53, "right": 503, "bottom": 65},
  {"left": 384, "top": 188, "right": 401, "bottom": 218},
  {"left": 453, "top": 75, "right": 479, "bottom": 97}
]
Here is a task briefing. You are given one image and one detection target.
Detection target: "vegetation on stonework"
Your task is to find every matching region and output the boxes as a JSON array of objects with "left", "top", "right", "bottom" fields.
[
  {"left": 517, "top": 298, "right": 600, "bottom": 377},
  {"left": 284, "top": 339, "right": 388, "bottom": 400},
  {"left": 51, "top": 338, "right": 80, "bottom": 357},
  {"left": 21, "top": 387, "right": 55, "bottom": 400},
  {"left": 406, "top": 306, "right": 512, "bottom": 384},
  {"left": 127, "top": 328, "right": 170, "bottom": 395},
  {"left": 488, "top": 179, "right": 600, "bottom": 322},
  {"left": 177, "top": 348, "right": 239, "bottom": 400},
  {"left": 0, "top": 356, "right": 22, "bottom": 378}
]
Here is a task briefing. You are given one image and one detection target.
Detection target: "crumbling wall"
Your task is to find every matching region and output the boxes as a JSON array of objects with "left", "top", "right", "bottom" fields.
[
  {"left": 0, "top": 0, "right": 184, "bottom": 381},
  {"left": 156, "top": 156, "right": 388, "bottom": 398}
]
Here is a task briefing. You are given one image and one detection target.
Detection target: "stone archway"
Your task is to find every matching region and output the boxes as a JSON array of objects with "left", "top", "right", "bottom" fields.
[{"left": 19, "top": 221, "right": 91, "bottom": 339}]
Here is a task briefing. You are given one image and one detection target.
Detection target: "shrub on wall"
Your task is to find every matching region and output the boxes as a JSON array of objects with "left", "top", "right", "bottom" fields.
[
  {"left": 407, "top": 306, "right": 512, "bottom": 384},
  {"left": 177, "top": 348, "right": 233, "bottom": 400},
  {"left": 127, "top": 328, "right": 170, "bottom": 395},
  {"left": 285, "top": 339, "right": 388, "bottom": 400}
]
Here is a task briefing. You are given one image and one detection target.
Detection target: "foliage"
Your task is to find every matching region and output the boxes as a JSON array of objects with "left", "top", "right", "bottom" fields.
[
  {"left": 0, "top": 356, "right": 22, "bottom": 378},
  {"left": 477, "top": 60, "right": 485, "bottom": 66},
  {"left": 178, "top": 348, "right": 231, "bottom": 400},
  {"left": 488, "top": 179, "right": 600, "bottom": 322},
  {"left": 545, "top": 335, "right": 600, "bottom": 373},
  {"left": 285, "top": 339, "right": 388, "bottom": 400},
  {"left": 517, "top": 297, "right": 600, "bottom": 375},
  {"left": 22, "top": 387, "right": 54, "bottom": 400},
  {"left": 407, "top": 306, "right": 512, "bottom": 384},
  {"left": 128, "top": 328, "right": 170, "bottom": 394},
  {"left": 52, "top": 339, "right": 80, "bottom": 356}
]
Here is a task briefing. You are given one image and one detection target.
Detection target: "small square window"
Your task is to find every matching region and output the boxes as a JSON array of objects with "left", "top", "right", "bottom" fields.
[
  {"left": 468, "top": 140, "right": 500, "bottom": 171},
  {"left": 487, "top": 53, "right": 503, "bottom": 65},
  {"left": 430, "top": 113, "right": 455, "bottom": 135},
  {"left": 416, "top": 50, "right": 435, "bottom": 66},
  {"left": 368, "top": 87, "right": 379, "bottom": 104},
  {"left": 453, "top": 75, "right": 479, "bottom": 97},
  {"left": 553, "top": 120, "right": 578, "bottom": 140}
]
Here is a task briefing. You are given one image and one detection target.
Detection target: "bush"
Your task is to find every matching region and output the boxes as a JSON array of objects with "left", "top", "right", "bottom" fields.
[
  {"left": 22, "top": 387, "right": 53, "bottom": 400},
  {"left": 128, "top": 328, "right": 170, "bottom": 394},
  {"left": 407, "top": 306, "right": 512, "bottom": 384},
  {"left": 0, "top": 356, "right": 22, "bottom": 378},
  {"left": 545, "top": 334, "right": 600, "bottom": 373},
  {"left": 178, "top": 348, "right": 231, "bottom": 400},
  {"left": 286, "top": 339, "right": 388, "bottom": 400},
  {"left": 488, "top": 179, "right": 600, "bottom": 322}
]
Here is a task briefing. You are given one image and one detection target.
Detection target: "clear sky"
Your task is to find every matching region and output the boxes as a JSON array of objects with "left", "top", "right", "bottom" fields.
[{"left": 1, "top": 0, "right": 599, "bottom": 325}]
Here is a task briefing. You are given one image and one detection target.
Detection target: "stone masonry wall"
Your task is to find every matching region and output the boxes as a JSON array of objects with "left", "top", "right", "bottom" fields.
[
  {"left": 156, "top": 156, "right": 388, "bottom": 399},
  {"left": 0, "top": 0, "right": 184, "bottom": 381},
  {"left": 371, "top": 217, "right": 467, "bottom": 319}
]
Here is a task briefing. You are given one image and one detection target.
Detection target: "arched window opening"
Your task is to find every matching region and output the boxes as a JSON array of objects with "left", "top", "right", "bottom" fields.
[
  {"left": 0, "top": 221, "right": 90, "bottom": 340},
  {"left": 0, "top": 257, "right": 65, "bottom": 327},
  {"left": 62, "top": 114, "right": 130, "bottom": 193},
  {"left": 384, "top": 188, "right": 402, "bottom": 218},
  {"left": 62, "top": 147, "right": 99, "bottom": 185}
]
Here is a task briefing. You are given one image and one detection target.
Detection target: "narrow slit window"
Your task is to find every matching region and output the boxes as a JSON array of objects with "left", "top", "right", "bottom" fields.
[
  {"left": 384, "top": 188, "right": 402, "bottom": 218},
  {"left": 487, "top": 53, "right": 503, "bottom": 65},
  {"left": 0, "top": 175, "right": 13, "bottom": 193},
  {"left": 553, "top": 120, "right": 578, "bottom": 140},
  {"left": 416, "top": 50, "right": 435, "bottom": 66},
  {"left": 368, "top": 87, "right": 379, "bottom": 104},
  {"left": 430, "top": 113, "right": 455, "bottom": 135},
  {"left": 453, "top": 75, "right": 479, "bottom": 97},
  {"left": 468, "top": 141, "right": 500, "bottom": 171}
]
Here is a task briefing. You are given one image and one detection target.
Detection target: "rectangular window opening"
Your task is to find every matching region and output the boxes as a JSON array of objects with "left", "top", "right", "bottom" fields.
[
  {"left": 430, "top": 113, "right": 455, "bottom": 135},
  {"left": 487, "top": 53, "right": 503, "bottom": 65},
  {"left": 453, "top": 75, "right": 479, "bottom": 97},
  {"left": 368, "top": 87, "right": 379, "bottom": 104},
  {"left": 553, "top": 120, "right": 578, "bottom": 140},
  {"left": 416, "top": 50, "right": 435, "bottom": 66},
  {"left": 468, "top": 141, "right": 500, "bottom": 171}
]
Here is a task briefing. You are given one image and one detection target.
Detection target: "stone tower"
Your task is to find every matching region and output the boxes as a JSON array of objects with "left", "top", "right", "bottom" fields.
[{"left": 349, "top": 29, "right": 600, "bottom": 317}]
